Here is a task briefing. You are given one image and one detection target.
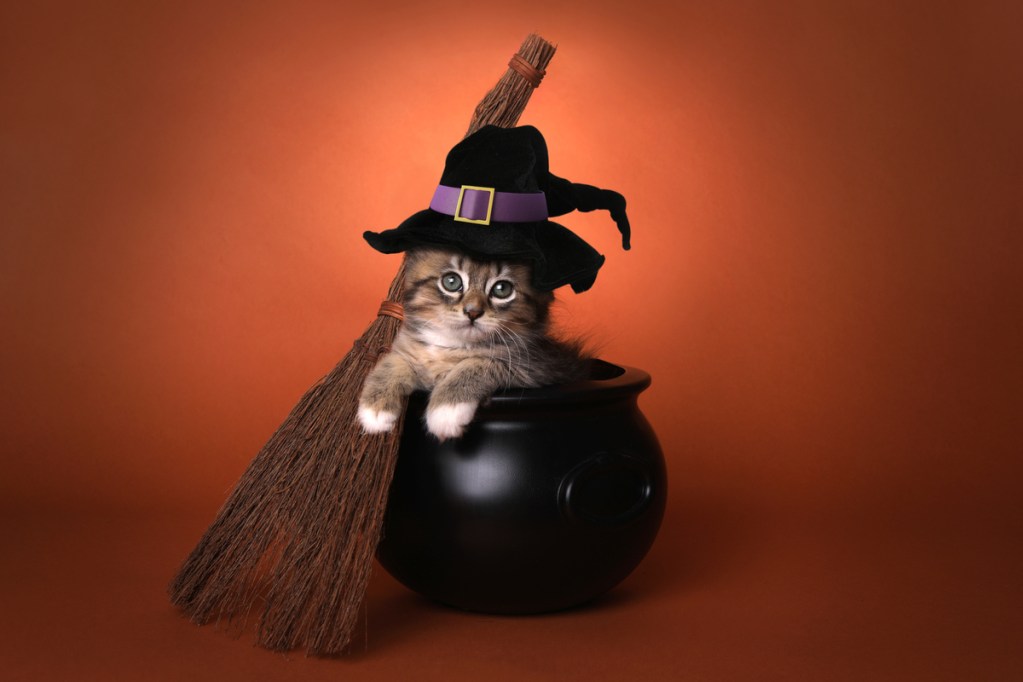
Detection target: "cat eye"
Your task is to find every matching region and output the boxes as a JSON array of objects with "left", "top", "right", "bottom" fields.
[
  {"left": 490, "top": 280, "right": 514, "bottom": 300},
  {"left": 440, "top": 272, "right": 463, "bottom": 293}
]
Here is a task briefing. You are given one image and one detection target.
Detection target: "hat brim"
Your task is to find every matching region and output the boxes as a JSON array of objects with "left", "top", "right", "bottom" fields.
[{"left": 363, "top": 209, "right": 604, "bottom": 293}]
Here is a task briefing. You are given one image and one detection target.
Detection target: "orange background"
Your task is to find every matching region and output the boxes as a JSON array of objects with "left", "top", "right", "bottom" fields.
[{"left": 2, "top": 1, "right": 1021, "bottom": 679}]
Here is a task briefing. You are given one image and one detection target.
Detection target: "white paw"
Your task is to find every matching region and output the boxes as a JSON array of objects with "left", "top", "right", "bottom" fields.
[
  {"left": 426, "top": 402, "right": 477, "bottom": 441},
  {"left": 358, "top": 406, "right": 397, "bottom": 434}
]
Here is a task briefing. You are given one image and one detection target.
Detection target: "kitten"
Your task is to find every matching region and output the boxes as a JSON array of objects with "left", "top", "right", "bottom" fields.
[{"left": 358, "top": 247, "right": 588, "bottom": 440}]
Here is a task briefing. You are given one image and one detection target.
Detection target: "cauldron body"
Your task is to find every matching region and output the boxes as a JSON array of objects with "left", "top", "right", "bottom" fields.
[{"left": 376, "top": 361, "right": 666, "bottom": 614}]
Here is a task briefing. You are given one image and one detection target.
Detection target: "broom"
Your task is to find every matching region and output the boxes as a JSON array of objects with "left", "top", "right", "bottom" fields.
[{"left": 169, "top": 33, "right": 557, "bottom": 656}]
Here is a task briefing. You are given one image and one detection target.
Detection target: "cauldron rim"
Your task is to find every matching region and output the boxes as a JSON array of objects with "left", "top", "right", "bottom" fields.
[{"left": 484, "top": 359, "right": 651, "bottom": 407}]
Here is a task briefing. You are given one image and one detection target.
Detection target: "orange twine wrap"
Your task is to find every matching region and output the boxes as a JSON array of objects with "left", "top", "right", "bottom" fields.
[
  {"left": 509, "top": 53, "right": 545, "bottom": 88},
  {"left": 377, "top": 301, "right": 404, "bottom": 321}
]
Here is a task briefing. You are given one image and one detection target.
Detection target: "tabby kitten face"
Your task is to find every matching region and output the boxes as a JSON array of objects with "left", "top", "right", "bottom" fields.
[{"left": 403, "top": 248, "right": 553, "bottom": 348}]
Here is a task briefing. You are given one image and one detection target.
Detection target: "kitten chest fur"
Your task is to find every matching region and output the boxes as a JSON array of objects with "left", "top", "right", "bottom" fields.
[{"left": 391, "top": 332, "right": 486, "bottom": 388}]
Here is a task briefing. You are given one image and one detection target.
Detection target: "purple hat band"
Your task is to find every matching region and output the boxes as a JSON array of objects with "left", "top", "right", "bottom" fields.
[{"left": 429, "top": 184, "right": 548, "bottom": 225}]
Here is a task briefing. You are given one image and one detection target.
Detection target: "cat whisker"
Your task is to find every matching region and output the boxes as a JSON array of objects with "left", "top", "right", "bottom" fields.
[{"left": 491, "top": 324, "right": 532, "bottom": 388}]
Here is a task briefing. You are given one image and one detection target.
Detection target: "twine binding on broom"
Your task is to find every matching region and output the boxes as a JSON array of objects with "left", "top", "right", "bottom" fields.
[{"left": 508, "top": 53, "right": 545, "bottom": 87}]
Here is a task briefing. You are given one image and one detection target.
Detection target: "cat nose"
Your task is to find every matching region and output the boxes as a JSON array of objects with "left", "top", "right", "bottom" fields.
[{"left": 463, "top": 304, "right": 484, "bottom": 321}]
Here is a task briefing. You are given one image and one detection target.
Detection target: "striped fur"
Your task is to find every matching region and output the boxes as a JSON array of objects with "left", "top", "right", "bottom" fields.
[{"left": 359, "top": 247, "right": 587, "bottom": 440}]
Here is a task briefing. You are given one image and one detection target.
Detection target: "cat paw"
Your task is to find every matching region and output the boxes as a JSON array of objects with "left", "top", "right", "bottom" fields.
[
  {"left": 425, "top": 402, "right": 477, "bottom": 441},
  {"left": 358, "top": 406, "right": 398, "bottom": 434}
]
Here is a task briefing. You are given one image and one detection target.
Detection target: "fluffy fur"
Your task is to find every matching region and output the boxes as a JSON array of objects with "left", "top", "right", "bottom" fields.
[{"left": 358, "top": 248, "right": 588, "bottom": 440}]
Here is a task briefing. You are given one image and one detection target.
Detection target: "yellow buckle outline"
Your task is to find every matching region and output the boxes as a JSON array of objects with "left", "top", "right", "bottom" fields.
[{"left": 454, "top": 185, "right": 495, "bottom": 225}]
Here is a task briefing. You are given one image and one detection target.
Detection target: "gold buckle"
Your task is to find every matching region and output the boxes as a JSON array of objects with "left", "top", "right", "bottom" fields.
[{"left": 454, "top": 185, "right": 495, "bottom": 225}]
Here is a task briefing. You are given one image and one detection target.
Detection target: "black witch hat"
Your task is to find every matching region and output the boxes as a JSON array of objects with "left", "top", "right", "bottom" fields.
[{"left": 363, "top": 125, "right": 630, "bottom": 293}]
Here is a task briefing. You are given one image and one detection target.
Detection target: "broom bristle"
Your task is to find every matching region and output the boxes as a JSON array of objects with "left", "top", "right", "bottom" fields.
[
  {"left": 170, "top": 34, "right": 555, "bottom": 656},
  {"left": 170, "top": 316, "right": 405, "bottom": 654}
]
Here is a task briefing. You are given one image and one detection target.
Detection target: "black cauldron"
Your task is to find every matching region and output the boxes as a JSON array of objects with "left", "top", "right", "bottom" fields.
[{"left": 376, "top": 360, "right": 666, "bottom": 614}]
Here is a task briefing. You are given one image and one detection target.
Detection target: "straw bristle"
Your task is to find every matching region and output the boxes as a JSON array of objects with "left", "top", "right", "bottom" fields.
[
  {"left": 169, "top": 268, "right": 407, "bottom": 655},
  {"left": 170, "top": 33, "right": 555, "bottom": 656}
]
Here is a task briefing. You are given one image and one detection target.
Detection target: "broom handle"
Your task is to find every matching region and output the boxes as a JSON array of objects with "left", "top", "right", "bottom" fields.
[{"left": 466, "top": 33, "right": 556, "bottom": 136}]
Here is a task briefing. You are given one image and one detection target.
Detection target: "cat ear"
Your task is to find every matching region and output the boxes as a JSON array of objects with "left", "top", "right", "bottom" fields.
[
  {"left": 545, "top": 174, "right": 631, "bottom": 251},
  {"left": 405, "top": 247, "right": 445, "bottom": 267}
]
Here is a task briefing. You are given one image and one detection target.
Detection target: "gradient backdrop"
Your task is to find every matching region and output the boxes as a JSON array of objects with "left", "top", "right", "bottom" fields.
[{"left": 2, "top": 1, "right": 1021, "bottom": 679}]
